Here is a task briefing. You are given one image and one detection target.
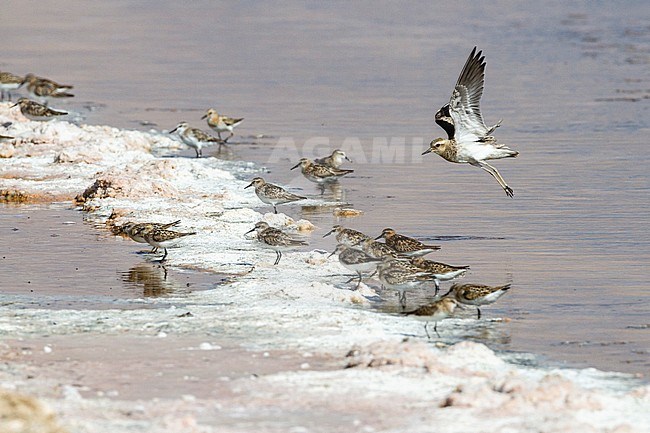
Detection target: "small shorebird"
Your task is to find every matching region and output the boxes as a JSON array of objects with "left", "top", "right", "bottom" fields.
[
  {"left": 201, "top": 108, "right": 244, "bottom": 142},
  {"left": 377, "top": 257, "right": 435, "bottom": 307},
  {"left": 409, "top": 257, "right": 469, "bottom": 294},
  {"left": 375, "top": 228, "right": 440, "bottom": 257},
  {"left": 120, "top": 220, "right": 181, "bottom": 251},
  {"left": 0, "top": 71, "right": 24, "bottom": 101},
  {"left": 323, "top": 225, "right": 372, "bottom": 247},
  {"left": 404, "top": 298, "right": 460, "bottom": 338},
  {"left": 11, "top": 98, "right": 68, "bottom": 120},
  {"left": 358, "top": 238, "right": 398, "bottom": 259},
  {"left": 22, "top": 73, "right": 74, "bottom": 102},
  {"left": 443, "top": 283, "right": 511, "bottom": 319},
  {"left": 423, "top": 47, "right": 518, "bottom": 197},
  {"left": 244, "top": 177, "right": 306, "bottom": 214},
  {"left": 291, "top": 158, "right": 353, "bottom": 186},
  {"left": 245, "top": 221, "right": 308, "bottom": 265},
  {"left": 328, "top": 244, "right": 383, "bottom": 289},
  {"left": 314, "top": 149, "right": 352, "bottom": 169},
  {"left": 169, "top": 121, "right": 223, "bottom": 157},
  {"left": 143, "top": 228, "right": 196, "bottom": 262}
]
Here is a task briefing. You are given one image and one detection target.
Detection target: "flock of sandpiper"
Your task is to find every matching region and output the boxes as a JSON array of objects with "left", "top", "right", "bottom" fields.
[{"left": 1, "top": 46, "right": 514, "bottom": 337}]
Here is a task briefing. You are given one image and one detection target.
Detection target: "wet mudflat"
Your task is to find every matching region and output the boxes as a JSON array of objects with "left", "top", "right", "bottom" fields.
[{"left": 0, "top": 204, "right": 224, "bottom": 308}]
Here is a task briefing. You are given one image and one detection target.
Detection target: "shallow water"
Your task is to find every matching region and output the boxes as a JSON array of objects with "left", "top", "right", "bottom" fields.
[
  {"left": 2, "top": 2, "right": 649, "bottom": 374},
  {"left": 0, "top": 204, "right": 224, "bottom": 308}
]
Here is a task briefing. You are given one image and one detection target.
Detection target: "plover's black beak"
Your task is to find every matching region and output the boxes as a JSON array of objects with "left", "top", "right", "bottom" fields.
[
  {"left": 323, "top": 228, "right": 335, "bottom": 238},
  {"left": 244, "top": 181, "right": 254, "bottom": 189},
  {"left": 290, "top": 162, "right": 301, "bottom": 170},
  {"left": 421, "top": 147, "right": 433, "bottom": 155}
]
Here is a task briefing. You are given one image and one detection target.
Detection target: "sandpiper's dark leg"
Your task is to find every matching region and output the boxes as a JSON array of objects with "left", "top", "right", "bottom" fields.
[
  {"left": 274, "top": 251, "right": 282, "bottom": 265},
  {"left": 477, "top": 307, "right": 481, "bottom": 319},
  {"left": 355, "top": 272, "right": 362, "bottom": 289},
  {"left": 150, "top": 246, "right": 158, "bottom": 253},
  {"left": 217, "top": 131, "right": 222, "bottom": 141},
  {"left": 399, "top": 291, "right": 407, "bottom": 309},
  {"left": 162, "top": 265, "right": 168, "bottom": 279},
  {"left": 273, "top": 205, "right": 278, "bottom": 214},
  {"left": 424, "top": 322, "right": 431, "bottom": 339},
  {"left": 434, "top": 279, "right": 440, "bottom": 296},
  {"left": 433, "top": 322, "right": 441, "bottom": 338},
  {"left": 161, "top": 247, "right": 168, "bottom": 262}
]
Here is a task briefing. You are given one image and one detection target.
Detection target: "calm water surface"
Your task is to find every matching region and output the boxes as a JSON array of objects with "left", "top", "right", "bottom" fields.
[{"left": 2, "top": 1, "right": 649, "bottom": 374}]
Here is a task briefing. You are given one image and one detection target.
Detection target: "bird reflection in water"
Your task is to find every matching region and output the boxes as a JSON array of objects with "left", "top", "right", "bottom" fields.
[
  {"left": 121, "top": 263, "right": 184, "bottom": 297},
  {"left": 318, "top": 180, "right": 344, "bottom": 200}
]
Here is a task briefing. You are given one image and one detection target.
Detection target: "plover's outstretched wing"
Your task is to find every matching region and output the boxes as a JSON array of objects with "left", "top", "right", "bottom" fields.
[
  {"left": 448, "top": 47, "right": 496, "bottom": 144},
  {"left": 434, "top": 103, "right": 455, "bottom": 140}
]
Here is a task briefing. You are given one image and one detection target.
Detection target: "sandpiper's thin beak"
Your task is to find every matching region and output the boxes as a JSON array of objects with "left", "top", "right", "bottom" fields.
[
  {"left": 10, "top": 102, "right": 19, "bottom": 108},
  {"left": 323, "top": 228, "right": 335, "bottom": 238},
  {"left": 327, "top": 250, "right": 337, "bottom": 258},
  {"left": 290, "top": 162, "right": 301, "bottom": 170},
  {"left": 374, "top": 234, "right": 383, "bottom": 240},
  {"left": 422, "top": 147, "right": 433, "bottom": 155},
  {"left": 244, "top": 181, "right": 254, "bottom": 189},
  {"left": 169, "top": 126, "right": 179, "bottom": 134},
  {"left": 345, "top": 156, "right": 352, "bottom": 162},
  {"left": 244, "top": 228, "right": 256, "bottom": 236}
]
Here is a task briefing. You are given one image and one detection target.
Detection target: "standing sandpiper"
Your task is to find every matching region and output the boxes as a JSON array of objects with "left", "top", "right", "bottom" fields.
[
  {"left": 404, "top": 298, "right": 460, "bottom": 338},
  {"left": 443, "top": 283, "right": 511, "bottom": 319},
  {"left": 245, "top": 221, "right": 308, "bottom": 265},
  {"left": 244, "top": 177, "right": 306, "bottom": 214},
  {"left": 201, "top": 108, "right": 244, "bottom": 142},
  {"left": 315, "top": 149, "right": 352, "bottom": 169},
  {"left": 143, "top": 228, "right": 196, "bottom": 262},
  {"left": 375, "top": 228, "right": 440, "bottom": 257},
  {"left": 323, "top": 225, "right": 372, "bottom": 247},
  {"left": 22, "top": 73, "right": 74, "bottom": 102},
  {"left": 169, "top": 121, "right": 223, "bottom": 157},
  {"left": 328, "top": 244, "right": 383, "bottom": 289},
  {"left": 0, "top": 71, "right": 24, "bottom": 101},
  {"left": 11, "top": 98, "right": 68, "bottom": 121},
  {"left": 291, "top": 158, "right": 353, "bottom": 185}
]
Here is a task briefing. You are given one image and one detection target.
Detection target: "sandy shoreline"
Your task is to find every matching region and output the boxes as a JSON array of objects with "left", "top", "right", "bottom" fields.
[{"left": 1, "top": 103, "right": 650, "bottom": 432}]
